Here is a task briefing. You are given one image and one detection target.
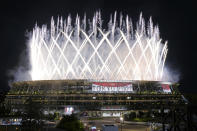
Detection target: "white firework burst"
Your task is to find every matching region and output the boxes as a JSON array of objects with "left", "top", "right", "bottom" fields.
[{"left": 30, "top": 12, "right": 168, "bottom": 81}]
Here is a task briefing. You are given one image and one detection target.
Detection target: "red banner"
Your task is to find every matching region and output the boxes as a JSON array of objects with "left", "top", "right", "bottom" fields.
[
  {"left": 93, "top": 82, "right": 131, "bottom": 87},
  {"left": 162, "top": 84, "right": 171, "bottom": 93},
  {"left": 92, "top": 82, "right": 133, "bottom": 92}
]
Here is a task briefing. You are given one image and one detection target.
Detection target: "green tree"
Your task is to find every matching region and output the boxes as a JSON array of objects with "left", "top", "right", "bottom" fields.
[
  {"left": 56, "top": 114, "right": 84, "bottom": 131},
  {"left": 0, "top": 103, "right": 11, "bottom": 117},
  {"left": 21, "top": 97, "right": 44, "bottom": 131}
]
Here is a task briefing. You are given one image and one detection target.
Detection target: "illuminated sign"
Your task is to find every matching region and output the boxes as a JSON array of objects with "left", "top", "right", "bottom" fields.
[
  {"left": 102, "top": 112, "right": 121, "bottom": 117},
  {"left": 162, "top": 84, "right": 171, "bottom": 93},
  {"left": 65, "top": 107, "right": 74, "bottom": 115},
  {"left": 92, "top": 82, "right": 133, "bottom": 93}
]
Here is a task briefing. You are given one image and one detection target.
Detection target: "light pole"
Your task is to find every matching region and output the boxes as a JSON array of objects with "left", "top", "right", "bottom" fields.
[{"left": 120, "top": 116, "right": 123, "bottom": 131}]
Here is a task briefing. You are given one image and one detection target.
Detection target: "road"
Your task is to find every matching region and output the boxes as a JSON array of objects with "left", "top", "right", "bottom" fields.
[{"left": 81, "top": 117, "right": 151, "bottom": 131}]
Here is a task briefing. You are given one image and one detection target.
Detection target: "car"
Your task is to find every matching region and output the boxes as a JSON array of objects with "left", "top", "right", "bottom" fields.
[
  {"left": 90, "top": 126, "right": 97, "bottom": 131},
  {"left": 102, "top": 124, "right": 118, "bottom": 131}
]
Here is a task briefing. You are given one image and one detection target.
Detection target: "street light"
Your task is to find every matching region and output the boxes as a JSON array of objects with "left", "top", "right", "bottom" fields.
[{"left": 120, "top": 116, "right": 124, "bottom": 131}]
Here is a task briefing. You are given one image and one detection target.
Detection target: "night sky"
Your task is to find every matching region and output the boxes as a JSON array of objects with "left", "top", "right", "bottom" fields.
[{"left": 0, "top": 0, "right": 196, "bottom": 93}]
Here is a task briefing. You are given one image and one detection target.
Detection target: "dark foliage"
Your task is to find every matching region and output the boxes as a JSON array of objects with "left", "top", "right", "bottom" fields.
[
  {"left": 56, "top": 114, "right": 84, "bottom": 131},
  {"left": 0, "top": 103, "right": 11, "bottom": 117},
  {"left": 21, "top": 97, "right": 44, "bottom": 131}
]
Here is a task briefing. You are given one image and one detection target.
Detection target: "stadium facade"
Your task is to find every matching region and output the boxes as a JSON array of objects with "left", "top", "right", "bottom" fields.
[{"left": 5, "top": 79, "right": 182, "bottom": 117}]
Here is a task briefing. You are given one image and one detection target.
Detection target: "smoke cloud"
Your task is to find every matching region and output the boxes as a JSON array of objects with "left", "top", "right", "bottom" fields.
[{"left": 7, "top": 34, "right": 32, "bottom": 83}]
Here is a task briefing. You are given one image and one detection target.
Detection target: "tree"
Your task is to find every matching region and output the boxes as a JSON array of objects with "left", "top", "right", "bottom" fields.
[
  {"left": 21, "top": 97, "right": 44, "bottom": 131},
  {"left": 0, "top": 103, "right": 11, "bottom": 117},
  {"left": 56, "top": 114, "right": 84, "bottom": 131}
]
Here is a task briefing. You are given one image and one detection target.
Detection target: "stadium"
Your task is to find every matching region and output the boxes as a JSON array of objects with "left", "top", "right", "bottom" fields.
[
  {"left": 5, "top": 12, "right": 184, "bottom": 118},
  {"left": 5, "top": 79, "right": 181, "bottom": 117}
]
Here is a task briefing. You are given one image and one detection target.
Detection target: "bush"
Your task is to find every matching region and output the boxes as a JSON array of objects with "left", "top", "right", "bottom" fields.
[
  {"left": 56, "top": 114, "right": 84, "bottom": 131},
  {"left": 21, "top": 97, "right": 44, "bottom": 131}
]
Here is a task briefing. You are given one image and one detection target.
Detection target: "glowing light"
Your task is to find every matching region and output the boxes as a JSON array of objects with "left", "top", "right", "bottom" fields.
[{"left": 29, "top": 12, "right": 167, "bottom": 81}]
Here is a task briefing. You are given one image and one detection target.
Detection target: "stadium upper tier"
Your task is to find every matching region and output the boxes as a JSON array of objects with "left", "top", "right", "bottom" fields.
[
  {"left": 5, "top": 79, "right": 183, "bottom": 111},
  {"left": 8, "top": 79, "right": 178, "bottom": 95}
]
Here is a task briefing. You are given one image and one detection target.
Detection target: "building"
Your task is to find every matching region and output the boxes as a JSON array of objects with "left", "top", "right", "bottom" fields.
[{"left": 5, "top": 79, "right": 182, "bottom": 117}]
